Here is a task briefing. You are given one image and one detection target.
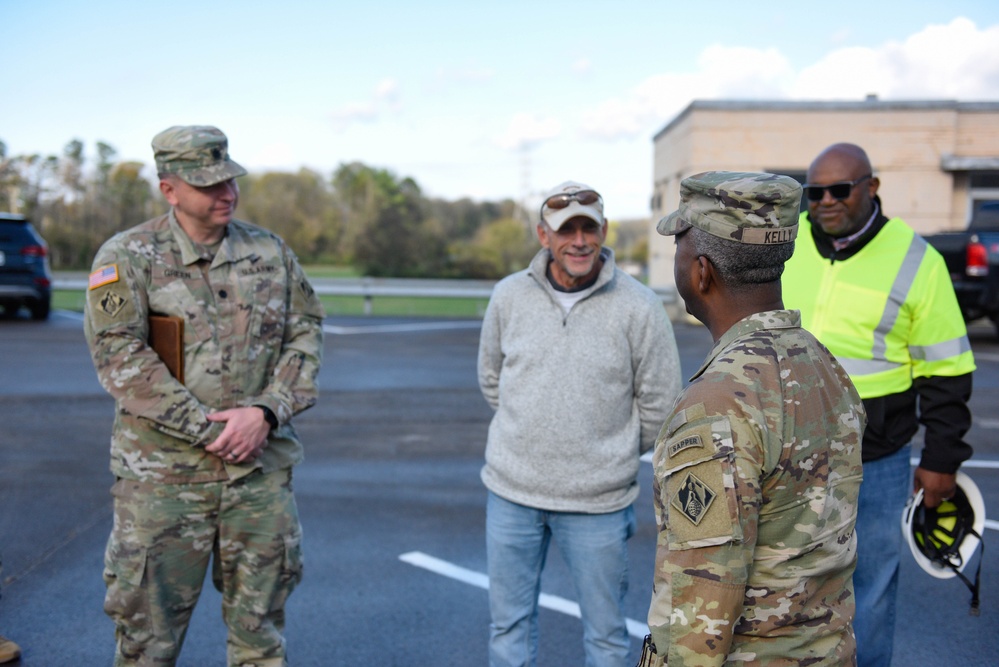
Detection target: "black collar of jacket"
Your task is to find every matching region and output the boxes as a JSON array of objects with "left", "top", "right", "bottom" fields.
[{"left": 808, "top": 195, "right": 889, "bottom": 262}]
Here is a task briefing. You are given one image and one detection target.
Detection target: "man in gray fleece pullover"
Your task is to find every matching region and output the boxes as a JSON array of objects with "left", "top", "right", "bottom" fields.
[{"left": 478, "top": 180, "right": 682, "bottom": 667}]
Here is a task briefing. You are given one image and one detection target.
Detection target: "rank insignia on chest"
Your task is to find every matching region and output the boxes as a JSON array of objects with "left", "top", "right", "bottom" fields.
[
  {"left": 99, "top": 291, "right": 127, "bottom": 317},
  {"left": 671, "top": 472, "right": 716, "bottom": 526}
]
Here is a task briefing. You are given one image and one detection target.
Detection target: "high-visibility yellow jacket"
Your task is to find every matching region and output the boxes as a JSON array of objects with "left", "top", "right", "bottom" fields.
[{"left": 783, "top": 211, "right": 975, "bottom": 470}]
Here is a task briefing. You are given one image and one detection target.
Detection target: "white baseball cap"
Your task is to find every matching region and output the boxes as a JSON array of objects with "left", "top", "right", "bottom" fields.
[{"left": 540, "top": 181, "right": 604, "bottom": 230}]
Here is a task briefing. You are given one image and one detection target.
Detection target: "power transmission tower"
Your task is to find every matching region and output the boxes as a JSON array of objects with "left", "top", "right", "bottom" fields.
[{"left": 518, "top": 144, "right": 534, "bottom": 229}]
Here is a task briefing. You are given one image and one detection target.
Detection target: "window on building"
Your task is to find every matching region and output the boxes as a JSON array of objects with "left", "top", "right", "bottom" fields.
[
  {"left": 970, "top": 172, "right": 999, "bottom": 189},
  {"left": 968, "top": 171, "right": 999, "bottom": 221}
]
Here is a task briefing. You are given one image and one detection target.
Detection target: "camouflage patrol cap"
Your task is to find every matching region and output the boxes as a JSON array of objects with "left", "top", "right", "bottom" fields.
[
  {"left": 657, "top": 171, "right": 801, "bottom": 245},
  {"left": 152, "top": 125, "right": 247, "bottom": 186}
]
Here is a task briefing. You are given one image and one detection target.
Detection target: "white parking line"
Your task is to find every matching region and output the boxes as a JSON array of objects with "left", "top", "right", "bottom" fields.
[
  {"left": 912, "top": 457, "right": 999, "bottom": 470},
  {"left": 58, "top": 310, "right": 480, "bottom": 335},
  {"left": 54, "top": 309, "right": 85, "bottom": 321},
  {"left": 399, "top": 551, "right": 650, "bottom": 639},
  {"left": 323, "top": 321, "right": 481, "bottom": 335}
]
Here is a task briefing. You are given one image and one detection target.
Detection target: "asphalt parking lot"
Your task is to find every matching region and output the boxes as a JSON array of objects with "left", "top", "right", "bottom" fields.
[{"left": 1, "top": 311, "right": 997, "bottom": 666}]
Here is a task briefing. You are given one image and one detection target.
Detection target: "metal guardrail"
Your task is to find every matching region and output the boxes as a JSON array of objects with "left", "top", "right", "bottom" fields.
[
  {"left": 54, "top": 275, "right": 676, "bottom": 316},
  {"left": 52, "top": 278, "right": 498, "bottom": 298}
]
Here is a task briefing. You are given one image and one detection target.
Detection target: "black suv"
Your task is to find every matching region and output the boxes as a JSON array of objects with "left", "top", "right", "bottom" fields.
[{"left": 0, "top": 213, "right": 52, "bottom": 320}]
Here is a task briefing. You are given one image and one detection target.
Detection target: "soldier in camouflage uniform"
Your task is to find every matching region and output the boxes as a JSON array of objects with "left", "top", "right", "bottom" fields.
[
  {"left": 84, "top": 125, "right": 325, "bottom": 667},
  {"left": 642, "top": 172, "right": 865, "bottom": 666}
]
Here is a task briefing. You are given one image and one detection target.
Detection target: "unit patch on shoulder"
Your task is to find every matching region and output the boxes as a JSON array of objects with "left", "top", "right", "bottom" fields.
[
  {"left": 99, "top": 291, "right": 127, "bottom": 318},
  {"left": 670, "top": 472, "right": 716, "bottom": 526},
  {"left": 668, "top": 434, "right": 702, "bottom": 458},
  {"left": 89, "top": 264, "right": 119, "bottom": 290}
]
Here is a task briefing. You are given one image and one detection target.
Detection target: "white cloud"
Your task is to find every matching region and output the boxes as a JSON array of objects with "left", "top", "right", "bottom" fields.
[
  {"left": 579, "top": 17, "right": 999, "bottom": 142},
  {"left": 794, "top": 17, "right": 999, "bottom": 99},
  {"left": 374, "top": 78, "right": 399, "bottom": 100},
  {"left": 828, "top": 28, "right": 852, "bottom": 46},
  {"left": 874, "top": 18, "right": 999, "bottom": 100},
  {"left": 895, "top": 17, "right": 999, "bottom": 98},
  {"left": 328, "top": 78, "right": 403, "bottom": 131},
  {"left": 429, "top": 65, "right": 495, "bottom": 92},
  {"left": 696, "top": 45, "right": 793, "bottom": 96},
  {"left": 579, "top": 46, "right": 792, "bottom": 141},
  {"left": 790, "top": 45, "right": 883, "bottom": 100},
  {"left": 493, "top": 113, "right": 562, "bottom": 151},
  {"left": 247, "top": 142, "right": 296, "bottom": 170},
  {"left": 329, "top": 101, "right": 378, "bottom": 127},
  {"left": 572, "top": 57, "right": 592, "bottom": 75}
]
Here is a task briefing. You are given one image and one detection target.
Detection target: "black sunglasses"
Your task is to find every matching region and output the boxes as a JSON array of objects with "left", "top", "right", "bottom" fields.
[
  {"left": 803, "top": 174, "right": 872, "bottom": 202},
  {"left": 542, "top": 190, "right": 602, "bottom": 211}
]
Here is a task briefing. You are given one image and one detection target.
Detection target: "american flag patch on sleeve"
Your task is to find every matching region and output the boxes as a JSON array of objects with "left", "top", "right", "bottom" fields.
[{"left": 89, "top": 264, "right": 119, "bottom": 290}]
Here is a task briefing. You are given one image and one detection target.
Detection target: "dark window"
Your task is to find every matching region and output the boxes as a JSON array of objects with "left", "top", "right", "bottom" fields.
[
  {"left": 971, "top": 199, "right": 999, "bottom": 218},
  {"left": 969, "top": 172, "right": 999, "bottom": 189}
]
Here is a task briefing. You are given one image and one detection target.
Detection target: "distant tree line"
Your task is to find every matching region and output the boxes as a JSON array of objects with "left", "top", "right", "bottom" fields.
[{"left": 0, "top": 138, "right": 648, "bottom": 278}]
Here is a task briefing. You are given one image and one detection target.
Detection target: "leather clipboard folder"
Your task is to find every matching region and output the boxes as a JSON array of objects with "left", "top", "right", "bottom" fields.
[{"left": 148, "top": 314, "right": 185, "bottom": 385}]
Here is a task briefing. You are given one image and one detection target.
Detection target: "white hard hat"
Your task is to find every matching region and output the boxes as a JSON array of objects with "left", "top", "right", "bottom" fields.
[{"left": 901, "top": 470, "right": 985, "bottom": 613}]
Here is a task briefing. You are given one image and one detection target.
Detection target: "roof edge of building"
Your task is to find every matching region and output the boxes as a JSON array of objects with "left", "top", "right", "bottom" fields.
[{"left": 652, "top": 98, "right": 999, "bottom": 142}]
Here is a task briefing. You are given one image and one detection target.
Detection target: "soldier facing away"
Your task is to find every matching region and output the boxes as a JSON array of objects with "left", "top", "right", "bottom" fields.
[
  {"left": 84, "top": 125, "right": 324, "bottom": 666},
  {"left": 642, "top": 172, "right": 865, "bottom": 666}
]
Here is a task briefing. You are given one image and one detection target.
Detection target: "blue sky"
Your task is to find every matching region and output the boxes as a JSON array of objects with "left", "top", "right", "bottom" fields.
[{"left": 3, "top": 1, "right": 999, "bottom": 218}]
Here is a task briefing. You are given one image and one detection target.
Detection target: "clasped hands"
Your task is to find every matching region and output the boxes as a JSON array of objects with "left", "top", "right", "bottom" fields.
[{"left": 204, "top": 406, "right": 271, "bottom": 464}]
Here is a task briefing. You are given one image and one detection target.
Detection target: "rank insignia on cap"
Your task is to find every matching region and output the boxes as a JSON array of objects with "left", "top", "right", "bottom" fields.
[
  {"left": 89, "top": 264, "right": 119, "bottom": 290},
  {"left": 671, "top": 472, "right": 717, "bottom": 526},
  {"left": 99, "top": 291, "right": 127, "bottom": 317}
]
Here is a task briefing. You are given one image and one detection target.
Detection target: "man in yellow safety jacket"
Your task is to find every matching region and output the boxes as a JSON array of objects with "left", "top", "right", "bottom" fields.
[{"left": 782, "top": 142, "right": 976, "bottom": 667}]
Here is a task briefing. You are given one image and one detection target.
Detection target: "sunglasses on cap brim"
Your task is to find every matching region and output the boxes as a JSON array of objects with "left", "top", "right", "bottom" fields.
[{"left": 542, "top": 190, "right": 602, "bottom": 210}]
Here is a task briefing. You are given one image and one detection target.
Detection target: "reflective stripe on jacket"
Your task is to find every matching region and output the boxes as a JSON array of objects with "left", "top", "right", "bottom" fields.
[{"left": 783, "top": 213, "right": 975, "bottom": 400}]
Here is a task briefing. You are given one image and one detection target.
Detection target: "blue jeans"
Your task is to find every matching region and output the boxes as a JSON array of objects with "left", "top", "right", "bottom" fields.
[
  {"left": 853, "top": 444, "right": 912, "bottom": 667},
  {"left": 486, "top": 492, "right": 636, "bottom": 667}
]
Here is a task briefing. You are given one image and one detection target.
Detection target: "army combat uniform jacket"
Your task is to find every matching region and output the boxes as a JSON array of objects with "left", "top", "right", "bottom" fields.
[
  {"left": 648, "top": 310, "right": 865, "bottom": 666},
  {"left": 84, "top": 211, "right": 324, "bottom": 484}
]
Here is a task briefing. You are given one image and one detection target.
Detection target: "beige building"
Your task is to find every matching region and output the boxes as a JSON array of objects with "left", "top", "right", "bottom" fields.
[{"left": 648, "top": 98, "right": 999, "bottom": 290}]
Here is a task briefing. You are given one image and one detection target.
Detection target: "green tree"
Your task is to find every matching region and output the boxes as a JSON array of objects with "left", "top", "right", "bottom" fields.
[
  {"left": 0, "top": 139, "right": 156, "bottom": 268},
  {"left": 39, "top": 141, "right": 156, "bottom": 268},
  {"left": 238, "top": 169, "right": 339, "bottom": 262},
  {"left": 0, "top": 141, "right": 61, "bottom": 216},
  {"left": 424, "top": 196, "right": 516, "bottom": 240},
  {"left": 332, "top": 163, "right": 448, "bottom": 276},
  {"left": 107, "top": 161, "right": 155, "bottom": 233},
  {"left": 448, "top": 217, "right": 537, "bottom": 278},
  {"left": 0, "top": 140, "right": 16, "bottom": 211},
  {"left": 1, "top": 139, "right": 541, "bottom": 277}
]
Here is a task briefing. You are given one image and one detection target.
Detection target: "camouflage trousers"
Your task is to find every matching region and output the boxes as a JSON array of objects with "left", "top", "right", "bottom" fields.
[{"left": 103, "top": 468, "right": 303, "bottom": 667}]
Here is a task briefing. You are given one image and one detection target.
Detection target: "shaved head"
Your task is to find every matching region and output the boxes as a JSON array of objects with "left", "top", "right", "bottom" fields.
[
  {"left": 810, "top": 143, "right": 873, "bottom": 179},
  {"left": 806, "top": 143, "right": 880, "bottom": 238}
]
